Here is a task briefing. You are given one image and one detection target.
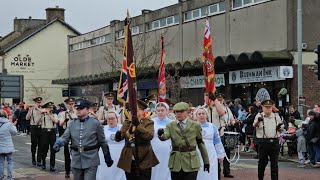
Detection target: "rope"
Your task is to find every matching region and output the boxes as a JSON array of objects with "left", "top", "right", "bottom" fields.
[{"left": 225, "top": 145, "right": 240, "bottom": 165}]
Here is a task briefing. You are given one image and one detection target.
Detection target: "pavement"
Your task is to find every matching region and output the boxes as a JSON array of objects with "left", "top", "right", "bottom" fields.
[{"left": 3, "top": 134, "right": 320, "bottom": 179}]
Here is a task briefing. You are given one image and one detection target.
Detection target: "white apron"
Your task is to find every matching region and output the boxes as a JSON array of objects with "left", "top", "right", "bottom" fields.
[
  {"left": 151, "top": 118, "right": 172, "bottom": 180},
  {"left": 96, "top": 125, "right": 126, "bottom": 180},
  {"left": 197, "top": 123, "right": 219, "bottom": 180}
]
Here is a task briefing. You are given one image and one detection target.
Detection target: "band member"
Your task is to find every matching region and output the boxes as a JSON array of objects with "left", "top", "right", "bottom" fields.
[
  {"left": 253, "top": 100, "right": 282, "bottom": 180},
  {"left": 97, "top": 92, "right": 119, "bottom": 124},
  {"left": 97, "top": 111, "right": 126, "bottom": 180},
  {"left": 146, "top": 94, "right": 157, "bottom": 113},
  {"left": 115, "top": 100, "right": 159, "bottom": 180},
  {"left": 158, "top": 102, "right": 210, "bottom": 180},
  {"left": 39, "top": 102, "right": 59, "bottom": 171},
  {"left": 165, "top": 99, "right": 176, "bottom": 121},
  {"left": 26, "top": 97, "right": 43, "bottom": 166},
  {"left": 195, "top": 107, "right": 225, "bottom": 180},
  {"left": 58, "top": 97, "right": 77, "bottom": 178},
  {"left": 151, "top": 102, "right": 172, "bottom": 180},
  {"left": 89, "top": 103, "right": 99, "bottom": 119},
  {"left": 53, "top": 99, "right": 113, "bottom": 180}
]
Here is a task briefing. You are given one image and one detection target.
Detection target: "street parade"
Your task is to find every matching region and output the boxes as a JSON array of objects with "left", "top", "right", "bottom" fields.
[{"left": 1, "top": 0, "right": 320, "bottom": 180}]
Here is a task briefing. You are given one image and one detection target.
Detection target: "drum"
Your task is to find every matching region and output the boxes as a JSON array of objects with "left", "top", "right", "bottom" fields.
[{"left": 223, "top": 131, "right": 240, "bottom": 149}]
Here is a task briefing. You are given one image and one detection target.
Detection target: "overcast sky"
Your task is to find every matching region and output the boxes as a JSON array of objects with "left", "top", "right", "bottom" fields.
[{"left": 0, "top": 0, "right": 177, "bottom": 36}]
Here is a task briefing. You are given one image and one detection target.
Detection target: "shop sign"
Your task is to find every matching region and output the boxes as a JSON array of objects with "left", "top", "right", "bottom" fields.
[
  {"left": 180, "top": 74, "right": 225, "bottom": 89},
  {"left": 10, "top": 54, "right": 35, "bottom": 73},
  {"left": 229, "top": 66, "right": 292, "bottom": 84}
]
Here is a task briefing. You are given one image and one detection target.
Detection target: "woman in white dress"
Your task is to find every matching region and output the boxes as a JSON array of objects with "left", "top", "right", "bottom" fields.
[
  {"left": 96, "top": 111, "right": 125, "bottom": 180},
  {"left": 151, "top": 102, "right": 172, "bottom": 180},
  {"left": 195, "top": 107, "right": 225, "bottom": 180}
]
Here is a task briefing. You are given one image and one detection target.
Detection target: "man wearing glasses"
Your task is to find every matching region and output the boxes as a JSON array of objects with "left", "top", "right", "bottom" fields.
[
  {"left": 26, "top": 97, "right": 44, "bottom": 166},
  {"left": 158, "top": 102, "right": 210, "bottom": 180},
  {"left": 53, "top": 99, "right": 113, "bottom": 180},
  {"left": 253, "top": 99, "right": 282, "bottom": 180}
]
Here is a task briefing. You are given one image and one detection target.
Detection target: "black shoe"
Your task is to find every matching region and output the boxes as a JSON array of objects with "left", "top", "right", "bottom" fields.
[
  {"left": 65, "top": 172, "right": 70, "bottom": 178},
  {"left": 37, "top": 162, "right": 42, "bottom": 166},
  {"left": 50, "top": 166, "right": 56, "bottom": 172},
  {"left": 32, "top": 160, "right": 36, "bottom": 165},
  {"left": 224, "top": 174, "right": 234, "bottom": 178},
  {"left": 42, "top": 162, "right": 46, "bottom": 170}
]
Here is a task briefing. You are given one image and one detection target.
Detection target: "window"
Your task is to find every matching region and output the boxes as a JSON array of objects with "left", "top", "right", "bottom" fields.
[
  {"left": 192, "top": 9, "right": 200, "bottom": 19},
  {"left": 184, "top": 11, "right": 192, "bottom": 21},
  {"left": 132, "top": 26, "right": 140, "bottom": 35},
  {"left": 152, "top": 20, "right": 160, "bottom": 29},
  {"left": 116, "top": 30, "right": 124, "bottom": 39},
  {"left": 219, "top": 2, "right": 226, "bottom": 12},
  {"left": 160, "top": 18, "right": 167, "bottom": 27},
  {"left": 105, "top": 34, "right": 111, "bottom": 42},
  {"left": 201, "top": 7, "right": 208, "bottom": 16},
  {"left": 233, "top": 0, "right": 269, "bottom": 9},
  {"left": 174, "top": 15, "right": 180, "bottom": 23},
  {"left": 209, "top": 4, "right": 218, "bottom": 14},
  {"left": 167, "top": 16, "right": 174, "bottom": 25}
]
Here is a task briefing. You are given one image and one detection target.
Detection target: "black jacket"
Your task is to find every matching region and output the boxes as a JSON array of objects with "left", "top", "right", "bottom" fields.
[
  {"left": 306, "top": 117, "right": 320, "bottom": 143},
  {"left": 242, "top": 113, "right": 255, "bottom": 135},
  {"left": 290, "top": 110, "right": 301, "bottom": 120}
]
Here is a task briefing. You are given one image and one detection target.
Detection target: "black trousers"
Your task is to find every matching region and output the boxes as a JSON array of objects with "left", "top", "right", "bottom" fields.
[
  {"left": 218, "top": 147, "right": 231, "bottom": 179},
  {"left": 59, "top": 128, "right": 71, "bottom": 173},
  {"left": 30, "top": 126, "right": 42, "bottom": 163},
  {"left": 40, "top": 128, "right": 56, "bottom": 167},
  {"left": 258, "top": 141, "right": 280, "bottom": 180},
  {"left": 125, "top": 160, "right": 151, "bottom": 180},
  {"left": 171, "top": 170, "right": 198, "bottom": 180}
]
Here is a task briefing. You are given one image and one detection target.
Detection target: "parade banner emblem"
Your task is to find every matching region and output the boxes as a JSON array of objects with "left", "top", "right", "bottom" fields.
[{"left": 202, "top": 18, "right": 216, "bottom": 94}]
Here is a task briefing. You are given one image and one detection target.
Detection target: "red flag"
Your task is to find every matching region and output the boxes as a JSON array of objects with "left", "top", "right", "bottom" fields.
[
  {"left": 158, "top": 35, "right": 166, "bottom": 102},
  {"left": 202, "top": 18, "right": 216, "bottom": 94}
]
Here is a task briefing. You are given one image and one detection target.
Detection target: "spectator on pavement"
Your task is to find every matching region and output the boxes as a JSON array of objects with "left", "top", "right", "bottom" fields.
[
  {"left": 18, "top": 103, "right": 28, "bottom": 135},
  {"left": 0, "top": 110, "right": 18, "bottom": 180},
  {"left": 3, "top": 104, "right": 11, "bottom": 119},
  {"left": 289, "top": 106, "right": 301, "bottom": 120},
  {"left": 305, "top": 110, "right": 320, "bottom": 167}
]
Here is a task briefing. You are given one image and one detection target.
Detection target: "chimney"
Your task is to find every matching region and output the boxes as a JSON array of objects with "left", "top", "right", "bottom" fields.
[{"left": 46, "top": 6, "right": 65, "bottom": 23}]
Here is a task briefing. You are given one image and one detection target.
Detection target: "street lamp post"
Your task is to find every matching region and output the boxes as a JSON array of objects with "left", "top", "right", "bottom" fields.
[{"left": 297, "top": 0, "right": 303, "bottom": 119}]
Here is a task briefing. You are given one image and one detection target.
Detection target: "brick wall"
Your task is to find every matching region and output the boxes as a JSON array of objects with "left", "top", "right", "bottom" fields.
[{"left": 291, "top": 64, "right": 320, "bottom": 115}]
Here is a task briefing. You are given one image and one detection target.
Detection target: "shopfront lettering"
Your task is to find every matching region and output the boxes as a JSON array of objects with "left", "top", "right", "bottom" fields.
[
  {"left": 11, "top": 55, "right": 35, "bottom": 67},
  {"left": 240, "top": 69, "right": 272, "bottom": 78},
  {"left": 180, "top": 74, "right": 225, "bottom": 89}
]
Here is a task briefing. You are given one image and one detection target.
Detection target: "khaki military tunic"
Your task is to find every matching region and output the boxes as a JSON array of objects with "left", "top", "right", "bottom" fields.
[
  {"left": 97, "top": 104, "right": 119, "bottom": 120},
  {"left": 254, "top": 112, "right": 282, "bottom": 139},
  {"left": 27, "top": 108, "right": 42, "bottom": 126},
  {"left": 41, "top": 114, "right": 58, "bottom": 129},
  {"left": 204, "top": 104, "right": 225, "bottom": 135},
  {"left": 58, "top": 110, "right": 78, "bottom": 129}
]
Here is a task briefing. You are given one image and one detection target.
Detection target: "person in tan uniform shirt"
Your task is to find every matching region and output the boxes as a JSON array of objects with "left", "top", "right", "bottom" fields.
[
  {"left": 253, "top": 99, "right": 282, "bottom": 180},
  {"left": 26, "top": 97, "right": 44, "bottom": 166},
  {"left": 39, "top": 102, "right": 59, "bottom": 171},
  {"left": 97, "top": 92, "right": 119, "bottom": 124},
  {"left": 57, "top": 97, "right": 78, "bottom": 178}
]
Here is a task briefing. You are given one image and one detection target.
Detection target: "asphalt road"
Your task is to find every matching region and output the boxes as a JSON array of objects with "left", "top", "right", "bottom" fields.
[{"left": 8, "top": 134, "right": 320, "bottom": 179}]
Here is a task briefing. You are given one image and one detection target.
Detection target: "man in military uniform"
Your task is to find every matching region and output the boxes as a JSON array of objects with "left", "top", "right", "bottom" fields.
[
  {"left": 158, "top": 102, "right": 210, "bottom": 180},
  {"left": 58, "top": 97, "right": 78, "bottom": 177},
  {"left": 204, "top": 93, "right": 234, "bottom": 178},
  {"left": 253, "top": 100, "right": 282, "bottom": 180},
  {"left": 26, "top": 97, "right": 44, "bottom": 166},
  {"left": 115, "top": 100, "right": 159, "bottom": 180},
  {"left": 165, "top": 99, "right": 176, "bottom": 121},
  {"left": 89, "top": 102, "right": 99, "bottom": 119},
  {"left": 97, "top": 92, "right": 119, "bottom": 124},
  {"left": 53, "top": 99, "right": 113, "bottom": 180},
  {"left": 39, "top": 102, "right": 59, "bottom": 171}
]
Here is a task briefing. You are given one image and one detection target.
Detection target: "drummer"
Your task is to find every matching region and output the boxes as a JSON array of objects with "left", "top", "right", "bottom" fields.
[{"left": 194, "top": 107, "right": 225, "bottom": 180}]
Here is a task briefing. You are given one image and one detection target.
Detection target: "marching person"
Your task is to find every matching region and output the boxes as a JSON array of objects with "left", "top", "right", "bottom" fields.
[
  {"left": 151, "top": 102, "right": 172, "bottom": 180},
  {"left": 165, "top": 99, "right": 176, "bottom": 121},
  {"left": 39, "top": 102, "right": 59, "bottom": 171},
  {"left": 58, "top": 97, "right": 77, "bottom": 178},
  {"left": 195, "top": 107, "right": 225, "bottom": 180},
  {"left": 89, "top": 103, "right": 99, "bottom": 119},
  {"left": 97, "top": 92, "right": 119, "bottom": 124},
  {"left": 204, "top": 93, "right": 234, "bottom": 178},
  {"left": 253, "top": 100, "right": 282, "bottom": 180},
  {"left": 115, "top": 100, "right": 159, "bottom": 180},
  {"left": 53, "top": 99, "right": 113, "bottom": 180},
  {"left": 96, "top": 111, "right": 126, "bottom": 180},
  {"left": 26, "top": 97, "right": 43, "bottom": 166},
  {"left": 158, "top": 102, "right": 210, "bottom": 180}
]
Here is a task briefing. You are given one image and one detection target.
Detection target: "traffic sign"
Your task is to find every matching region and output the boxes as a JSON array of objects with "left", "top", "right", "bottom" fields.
[{"left": 0, "top": 75, "right": 23, "bottom": 98}]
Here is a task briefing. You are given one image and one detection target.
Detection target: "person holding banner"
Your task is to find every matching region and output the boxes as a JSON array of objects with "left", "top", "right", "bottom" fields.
[
  {"left": 97, "top": 111, "right": 125, "bottom": 180},
  {"left": 115, "top": 100, "right": 159, "bottom": 180},
  {"left": 195, "top": 107, "right": 225, "bottom": 180},
  {"left": 151, "top": 102, "right": 172, "bottom": 180}
]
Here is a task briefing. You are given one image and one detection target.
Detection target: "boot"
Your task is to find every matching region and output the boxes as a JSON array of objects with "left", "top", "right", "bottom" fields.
[
  {"left": 42, "top": 160, "right": 46, "bottom": 170},
  {"left": 32, "top": 154, "right": 36, "bottom": 165},
  {"left": 50, "top": 166, "right": 56, "bottom": 172},
  {"left": 65, "top": 171, "right": 70, "bottom": 178}
]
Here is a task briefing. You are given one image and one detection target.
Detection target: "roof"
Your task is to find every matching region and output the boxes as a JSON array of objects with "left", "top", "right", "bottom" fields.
[
  {"left": 0, "top": 18, "right": 80, "bottom": 54},
  {"left": 52, "top": 50, "right": 294, "bottom": 85}
]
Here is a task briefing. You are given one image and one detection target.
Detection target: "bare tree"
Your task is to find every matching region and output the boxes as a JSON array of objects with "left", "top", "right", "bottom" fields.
[{"left": 25, "top": 81, "right": 49, "bottom": 101}]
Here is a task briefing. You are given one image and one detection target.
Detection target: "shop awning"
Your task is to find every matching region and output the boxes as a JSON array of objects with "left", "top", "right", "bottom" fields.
[{"left": 52, "top": 51, "right": 294, "bottom": 85}]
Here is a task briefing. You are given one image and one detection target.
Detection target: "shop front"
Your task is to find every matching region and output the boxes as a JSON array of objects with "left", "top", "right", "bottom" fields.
[{"left": 229, "top": 66, "right": 293, "bottom": 107}]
